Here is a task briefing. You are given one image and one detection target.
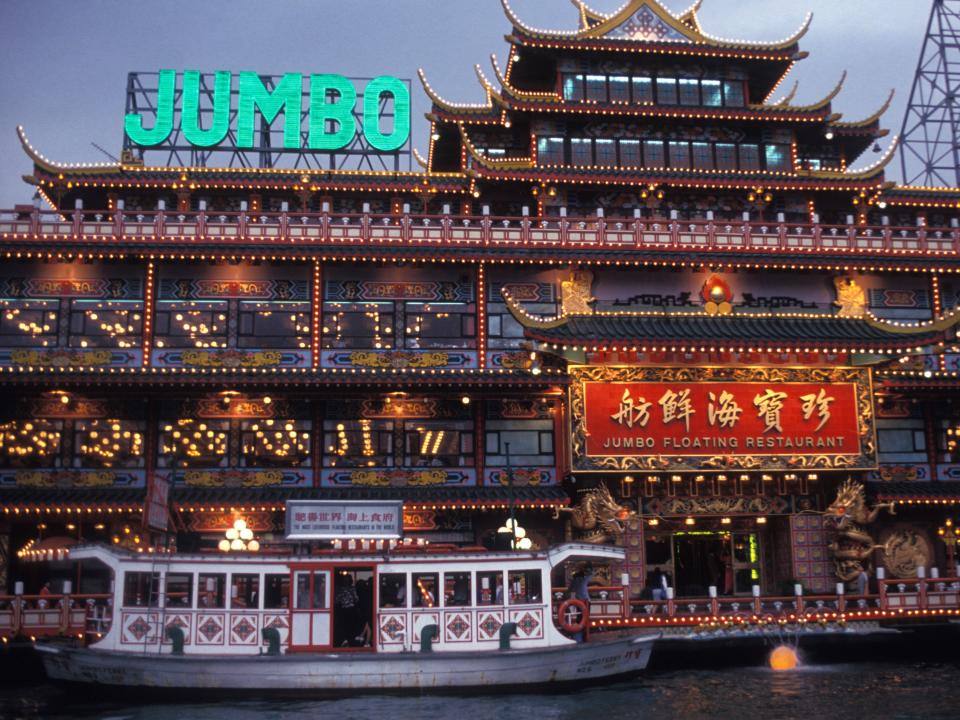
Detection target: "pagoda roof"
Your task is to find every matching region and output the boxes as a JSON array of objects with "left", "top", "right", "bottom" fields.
[
  {"left": 18, "top": 126, "right": 470, "bottom": 196},
  {"left": 462, "top": 130, "right": 899, "bottom": 188},
  {"left": 501, "top": 0, "right": 811, "bottom": 53},
  {"left": 868, "top": 481, "right": 960, "bottom": 503},
  {"left": 0, "top": 484, "right": 569, "bottom": 512},
  {"left": 881, "top": 184, "right": 960, "bottom": 209},
  {"left": 173, "top": 485, "right": 569, "bottom": 509},
  {"left": 504, "top": 294, "right": 960, "bottom": 354}
]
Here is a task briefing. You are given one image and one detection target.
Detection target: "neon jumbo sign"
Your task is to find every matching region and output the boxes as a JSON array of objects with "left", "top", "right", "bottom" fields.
[{"left": 124, "top": 70, "right": 411, "bottom": 152}]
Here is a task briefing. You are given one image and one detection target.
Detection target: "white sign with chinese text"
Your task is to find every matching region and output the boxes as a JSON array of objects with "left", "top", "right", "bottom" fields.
[{"left": 285, "top": 500, "right": 403, "bottom": 539}]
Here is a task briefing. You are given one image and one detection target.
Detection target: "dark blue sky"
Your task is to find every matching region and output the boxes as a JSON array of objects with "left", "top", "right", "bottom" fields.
[{"left": 0, "top": 0, "right": 931, "bottom": 207}]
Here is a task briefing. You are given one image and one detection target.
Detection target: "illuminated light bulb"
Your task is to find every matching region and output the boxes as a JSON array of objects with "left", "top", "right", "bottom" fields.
[
  {"left": 230, "top": 539, "right": 244, "bottom": 551},
  {"left": 247, "top": 540, "right": 260, "bottom": 552}
]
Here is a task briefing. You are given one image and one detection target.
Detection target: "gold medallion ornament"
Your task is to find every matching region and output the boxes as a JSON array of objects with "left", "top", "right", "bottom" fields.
[{"left": 880, "top": 528, "right": 933, "bottom": 579}]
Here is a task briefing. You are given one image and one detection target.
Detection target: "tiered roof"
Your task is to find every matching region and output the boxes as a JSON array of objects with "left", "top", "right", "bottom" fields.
[{"left": 423, "top": 0, "right": 895, "bottom": 191}]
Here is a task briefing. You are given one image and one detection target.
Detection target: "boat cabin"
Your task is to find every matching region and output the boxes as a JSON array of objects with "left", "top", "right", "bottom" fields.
[{"left": 72, "top": 542, "right": 624, "bottom": 655}]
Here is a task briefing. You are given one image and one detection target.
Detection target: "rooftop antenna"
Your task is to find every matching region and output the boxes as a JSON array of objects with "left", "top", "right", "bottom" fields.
[
  {"left": 90, "top": 142, "right": 121, "bottom": 163},
  {"left": 898, "top": 0, "right": 960, "bottom": 187}
]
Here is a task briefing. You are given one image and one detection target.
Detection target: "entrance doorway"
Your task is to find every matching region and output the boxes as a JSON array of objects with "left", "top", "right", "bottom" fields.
[
  {"left": 332, "top": 566, "right": 374, "bottom": 648},
  {"left": 673, "top": 533, "right": 728, "bottom": 596},
  {"left": 670, "top": 531, "right": 762, "bottom": 596}
]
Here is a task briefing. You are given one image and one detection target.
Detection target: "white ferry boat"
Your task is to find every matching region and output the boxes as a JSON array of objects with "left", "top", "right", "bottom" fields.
[{"left": 37, "top": 542, "right": 656, "bottom": 693}]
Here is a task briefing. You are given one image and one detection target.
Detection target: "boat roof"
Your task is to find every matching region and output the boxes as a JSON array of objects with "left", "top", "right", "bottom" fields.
[{"left": 69, "top": 542, "right": 625, "bottom": 569}]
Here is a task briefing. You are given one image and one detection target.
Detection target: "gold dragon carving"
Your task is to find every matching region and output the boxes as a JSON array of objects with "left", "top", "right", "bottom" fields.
[
  {"left": 833, "top": 277, "right": 867, "bottom": 319},
  {"left": 560, "top": 269, "right": 596, "bottom": 315},
  {"left": 552, "top": 484, "right": 636, "bottom": 544},
  {"left": 824, "top": 479, "right": 895, "bottom": 582}
]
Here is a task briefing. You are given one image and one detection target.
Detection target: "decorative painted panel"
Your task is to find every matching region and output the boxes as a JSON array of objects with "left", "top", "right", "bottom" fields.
[
  {"left": 507, "top": 608, "right": 544, "bottom": 640},
  {"left": 229, "top": 613, "right": 260, "bottom": 645},
  {"left": 195, "top": 613, "right": 226, "bottom": 645},
  {"left": 476, "top": 610, "right": 504, "bottom": 641},
  {"left": 378, "top": 612, "right": 407, "bottom": 647},
  {"left": 790, "top": 514, "right": 834, "bottom": 593},
  {"left": 120, "top": 611, "right": 161, "bottom": 644},
  {"left": 443, "top": 611, "right": 473, "bottom": 643},
  {"left": 0, "top": 469, "right": 146, "bottom": 489},
  {"left": 321, "top": 469, "right": 476, "bottom": 488},
  {"left": 320, "top": 349, "right": 477, "bottom": 369}
]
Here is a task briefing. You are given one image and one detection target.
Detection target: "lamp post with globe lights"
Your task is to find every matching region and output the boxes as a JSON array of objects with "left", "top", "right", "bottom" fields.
[{"left": 219, "top": 518, "right": 260, "bottom": 553}]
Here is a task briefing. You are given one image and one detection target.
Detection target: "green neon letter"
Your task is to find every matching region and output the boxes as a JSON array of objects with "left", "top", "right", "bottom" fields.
[
  {"left": 238, "top": 72, "right": 303, "bottom": 148},
  {"left": 125, "top": 69, "right": 176, "bottom": 146},
  {"left": 363, "top": 76, "right": 410, "bottom": 152},
  {"left": 308, "top": 74, "right": 356, "bottom": 150},
  {"left": 181, "top": 70, "right": 231, "bottom": 148}
]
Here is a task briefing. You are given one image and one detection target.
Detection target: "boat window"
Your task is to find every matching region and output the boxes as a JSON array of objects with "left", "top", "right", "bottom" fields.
[
  {"left": 476, "top": 571, "right": 504, "bottom": 606},
  {"left": 379, "top": 573, "right": 407, "bottom": 608},
  {"left": 122, "top": 571, "right": 160, "bottom": 607},
  {"left": 294, "top": 571, "right": 328, "bottom": 609},
  {"left": 198, "top": 573, "right": 226, "bottom": 608},
  {"left": 507, "top": 570, "right": 542, "bottom": 605},
  {"left": 412, "top": 573, "right": 438, "bottom": 608},
  {"left": 444, "top": 572, "right": 471, "bottom": 607},
  {"left": 264, "top": 574, "right": 290, "bottom": 609},
  {"left": 231, "top": 573, "right": 260, "bottom": 609},
  {"left": 165, "top": 572, "right": 193, "bottom": 608}
]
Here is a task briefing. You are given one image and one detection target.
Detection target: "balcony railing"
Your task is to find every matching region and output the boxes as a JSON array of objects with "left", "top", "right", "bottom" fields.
[
  {"left": 1, "top": 209, "right": 957, "bottom": 258},
  {"left": 553, "top": 576, "right": 960, "bottom": 631},
  {"left": 0, "top": 592, "right": 112, "bottom": 640}
]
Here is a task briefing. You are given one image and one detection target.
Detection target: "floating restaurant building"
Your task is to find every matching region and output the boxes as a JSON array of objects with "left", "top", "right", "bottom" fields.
[{"left": 2, "top": 0, "right": 960, "bottom": 600}]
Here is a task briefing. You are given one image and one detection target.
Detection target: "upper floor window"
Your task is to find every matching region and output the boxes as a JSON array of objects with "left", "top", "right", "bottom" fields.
[
  {"left": 68, "top": 300, "right": 143, "bottom": 349},
  {"left": 0, "top": 300, "right": 58, "bottom": 348},
  {"left": 154, "top": 300, "right": 228, "bottom": 349},
  {"left": 0, "top": 419, "right": 62, "bottom": 468},
  {"left": 561, "top": 72, "right": 745, "bottom": 108},
  {"left": 238, "top": 301, "right": 310, "bottom": 349}
]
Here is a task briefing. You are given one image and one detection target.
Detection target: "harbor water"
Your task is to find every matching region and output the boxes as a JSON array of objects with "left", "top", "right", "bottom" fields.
[{"left": 3, "top": 661, "right": 959, "bottom": 720}]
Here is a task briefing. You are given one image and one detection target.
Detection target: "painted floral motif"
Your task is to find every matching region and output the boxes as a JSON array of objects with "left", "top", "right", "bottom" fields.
[
  {"left": 380, "top": 616, "right": 405, "bottom": 641},
  {"left": 478, "top": 614, "right": 502, "bottom": 638},
  {"left": 516, "top": 612, "right": 540, "bottom": 637},
  {"left": 231, "top": 617, "right": 256, "bottom": 642},
  {"left": 446, "top": 614, "right": 470, "bottom": 639},
  {"left": 127, "top": 616, "right": 152, "bottom": 641},
  {"left": 197, "top": 617, "right": 223, "bottom": 642}
]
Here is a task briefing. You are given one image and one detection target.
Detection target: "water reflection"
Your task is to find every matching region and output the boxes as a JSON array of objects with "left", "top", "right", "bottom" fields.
[{"left": 3, "top": 662, "right": 959, "bottom": 720}]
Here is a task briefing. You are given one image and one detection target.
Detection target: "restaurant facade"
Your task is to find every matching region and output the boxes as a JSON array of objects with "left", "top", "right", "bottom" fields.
[{"left": 2, "top": 0, "right": 959, "bottom": 600}]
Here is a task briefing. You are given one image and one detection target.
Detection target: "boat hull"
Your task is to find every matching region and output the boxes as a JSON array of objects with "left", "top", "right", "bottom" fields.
[{"left": 38, "top": 633, "right": 655, "bottom": 693}]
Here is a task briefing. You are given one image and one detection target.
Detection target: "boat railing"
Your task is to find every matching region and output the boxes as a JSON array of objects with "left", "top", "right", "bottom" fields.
[
  {"left": 1, "top": 208, "right": 957, "bottom": 259},
  {"left": 0, "top": 592, "right": 113, "bottom": 640}
]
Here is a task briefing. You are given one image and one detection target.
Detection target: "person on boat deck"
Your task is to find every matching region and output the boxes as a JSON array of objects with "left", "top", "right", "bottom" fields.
[
  {"left": 355, "top": 578, "right": 373, "bottom": 647},
  {"left": 334, "top": 574, "right": 360, "bottom": 647},
  {"left": 450, "top": 576, "right": 470, "bottom": 606},
  {"left": 566, "top": 565, "right": 592, "bottom": 642},
  {"left": 650, "top": 568, "right": 668, "bottom": 601}
]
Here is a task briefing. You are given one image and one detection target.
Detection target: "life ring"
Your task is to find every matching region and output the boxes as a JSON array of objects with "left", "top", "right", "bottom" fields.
[{"left": 557, "top": 598, "right": 589, "bottom": 634}]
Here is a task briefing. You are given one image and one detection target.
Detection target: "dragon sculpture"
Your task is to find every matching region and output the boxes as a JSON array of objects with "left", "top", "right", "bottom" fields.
[
  {"left": 553, "top": 484, "right": 636, "bottom": 544},
  {"left": 824, "top": 479, "right": 895, "bottom": 582}
]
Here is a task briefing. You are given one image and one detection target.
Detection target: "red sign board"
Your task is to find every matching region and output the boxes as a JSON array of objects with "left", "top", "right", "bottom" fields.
[
  {"left": 143, "top": 474, "right": 170, "bottom": 532},
  {"left": 570, "top": 367, "right": 876, "bottom": 473},
  {"left": 584, "top": 381, "right": 860, "bottom": 457}
]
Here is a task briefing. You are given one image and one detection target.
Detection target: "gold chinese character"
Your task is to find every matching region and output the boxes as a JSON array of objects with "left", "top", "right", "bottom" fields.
[
  {"left": 800, "top": 388, "right": 834, "bottom": 431},
  {"left": 611, "top": 388, "right": 651, "bottom": 429},
  {"left": 659, "top": 388, "right": 695, "bottom": 431},
  {"left": 708, "top": 390, "right": 743, "bottom": 429},
  {"left": 753, "top": 389, "right": 788, "bottom": 433}
]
